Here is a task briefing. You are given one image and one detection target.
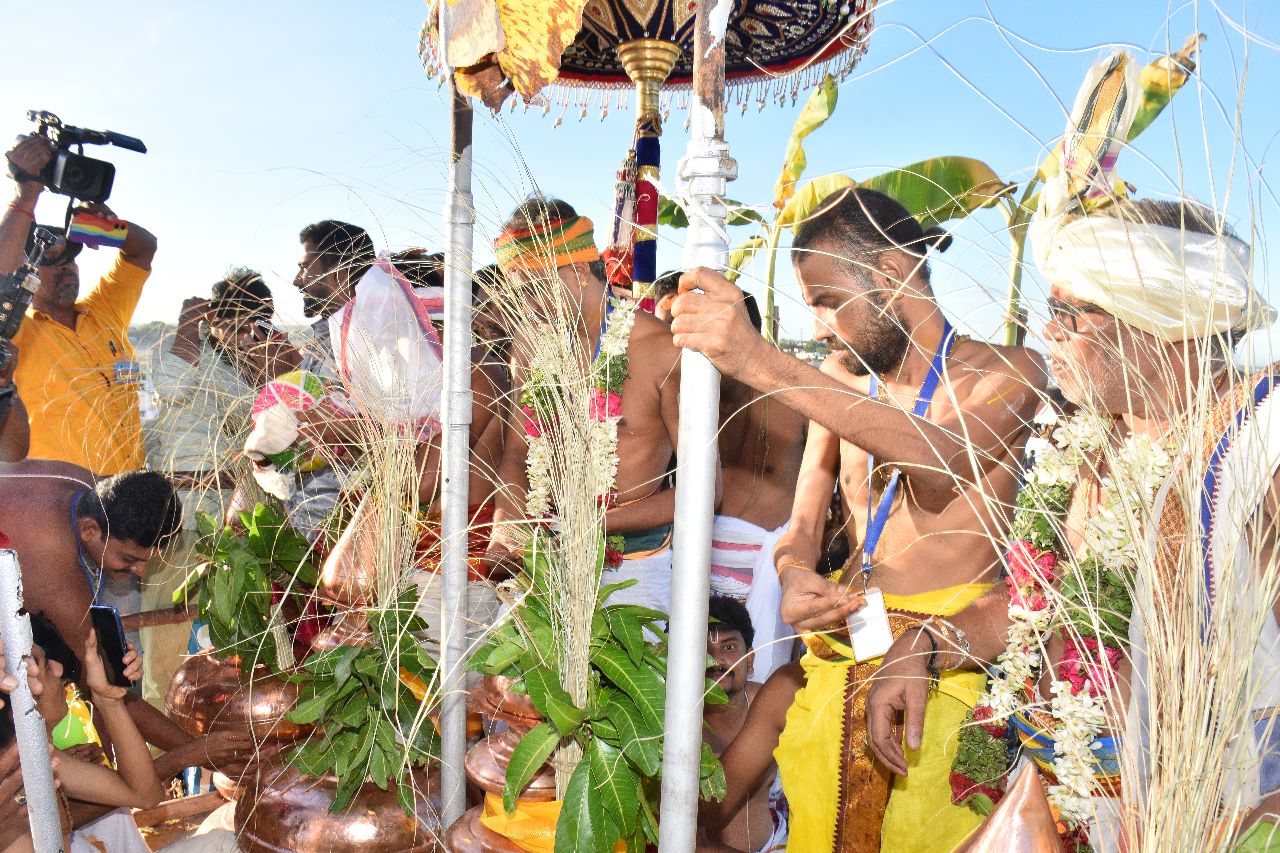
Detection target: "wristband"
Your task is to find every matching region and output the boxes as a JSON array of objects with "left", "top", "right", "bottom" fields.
[
  {"left": 914, "top": 625, "right": 940, "bottom": 689},
  {"left": 775, "top": 558, "right": 812, "bottom": 580},
  {"left": 6, "top": 203, "right": 33, "bottom": 220}
]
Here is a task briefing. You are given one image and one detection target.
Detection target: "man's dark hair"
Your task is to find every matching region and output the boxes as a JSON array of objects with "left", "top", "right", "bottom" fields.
[
  {"left": 708, "top": 595, "right": 754, "bottom": 649},
  {"left": 1115, "top": 197, "right": 1240, "bottom": 240},
  {"left": 653, "top": 270, "right": 682, "bottom": 302},
  {"left": 503, "top": 197, "right": 607, "bottom": 283},
  {"left": 473, "top": 263, "right": 506, "bottom": 299},
  {"left": 388, "top": 248, "right": 445, "bottom": 290},
  {"left": 77, "top": 471, "right": 181, "bottom": 548},
  {"left": 299, "top": 220, "right": 375, "bottom": 283},
  {"left": 210, "top": 267, "right": 272, "bottom": 320},
  {"left": 31, "top": 611, "right": 82, "bottom": 687},
  {"left": 792, "top": 188, "right": 951, "bottom": 286}
]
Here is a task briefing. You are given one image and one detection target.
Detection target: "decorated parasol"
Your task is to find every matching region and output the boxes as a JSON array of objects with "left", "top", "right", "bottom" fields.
[{"left": 422, "top": 0, "right": 876, "bottom": 302}]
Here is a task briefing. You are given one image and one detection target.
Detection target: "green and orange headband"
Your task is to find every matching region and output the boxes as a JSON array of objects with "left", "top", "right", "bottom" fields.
[{"left": 494, "top": 215, "right": 600, "bottom": 272}]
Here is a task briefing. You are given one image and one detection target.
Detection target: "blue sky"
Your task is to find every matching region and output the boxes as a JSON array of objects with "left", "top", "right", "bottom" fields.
[{"left": 2, "top": 1, "right": 1278, "bottom": 356}]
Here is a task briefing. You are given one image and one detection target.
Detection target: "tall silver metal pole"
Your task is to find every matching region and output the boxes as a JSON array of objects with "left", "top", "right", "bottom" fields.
[
  {"left": 439, "top": 76, "right": 475, "bottom": 831},
  {"left": 0, "top": 549, "right": 63, "bottom": 852},
  {"left": 658, "top": 1, "right": 735, "bottom": 849}
]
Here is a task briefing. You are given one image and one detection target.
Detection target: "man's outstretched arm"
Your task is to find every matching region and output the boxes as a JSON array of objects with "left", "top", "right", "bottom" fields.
[{"left": 671, "top": 268, "right": 1045, "bottom": 510}]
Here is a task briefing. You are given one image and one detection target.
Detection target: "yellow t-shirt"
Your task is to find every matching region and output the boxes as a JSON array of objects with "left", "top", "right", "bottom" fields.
[{"left": 14, "top": 255, "right": 148, "bottom": 475}]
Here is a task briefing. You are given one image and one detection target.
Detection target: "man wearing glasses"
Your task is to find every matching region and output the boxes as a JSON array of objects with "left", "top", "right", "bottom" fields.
[{"left": 2, "top": 135, "right": 157, "bottom": 477}]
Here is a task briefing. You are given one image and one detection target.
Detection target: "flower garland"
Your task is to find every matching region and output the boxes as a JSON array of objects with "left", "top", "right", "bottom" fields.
[
  {"left": 520, "top": 297, "right": 638, "bottom": 569},
  {"left": 950, "top": 412, "right": 1173, "bottom": 833}
]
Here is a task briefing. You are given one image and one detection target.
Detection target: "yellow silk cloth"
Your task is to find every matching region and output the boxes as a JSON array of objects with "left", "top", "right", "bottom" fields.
[
  {"left": 776, "top": 581, "right": 993, "bottom": 853},
  {"left": 479, "top": 793, "right": 626, "bottom": 853}
]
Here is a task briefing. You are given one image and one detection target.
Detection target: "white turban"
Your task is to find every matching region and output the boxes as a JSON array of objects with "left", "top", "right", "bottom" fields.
[{"left": 1032, "top": 53, "right": 1275, "bottom": 342}]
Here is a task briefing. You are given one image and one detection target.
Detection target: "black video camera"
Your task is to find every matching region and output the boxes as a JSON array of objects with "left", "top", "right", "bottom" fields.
[
  {"left": 0, "top": 226, "right": 55, "bottom": 372},
  {"left": 11, "top": 111, "right": 146, "bottom": 203}
]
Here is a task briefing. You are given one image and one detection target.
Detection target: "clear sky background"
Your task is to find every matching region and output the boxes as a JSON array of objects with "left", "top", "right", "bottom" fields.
[{"left": 2, "top": 0, "right": 1278, "bottom": 358}]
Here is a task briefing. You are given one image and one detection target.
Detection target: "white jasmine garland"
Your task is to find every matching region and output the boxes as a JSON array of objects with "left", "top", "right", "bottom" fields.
[
  {"left": 970, "top": 412, "right": 1173, "bottom": 831},
  {"left": 523, "top": 298, "right": 639, "bottom": 523}
]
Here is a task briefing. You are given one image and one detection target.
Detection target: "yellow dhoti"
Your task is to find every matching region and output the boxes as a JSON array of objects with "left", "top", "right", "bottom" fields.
[{"left": 775, "top": 582, "right": 992, "bottom": 853}]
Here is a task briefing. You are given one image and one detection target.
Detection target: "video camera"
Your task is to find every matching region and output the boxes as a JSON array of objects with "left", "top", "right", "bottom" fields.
[
  {"left": 11, "top": 111, "right": 146, "bottom": 203},
  {"left": 0, "top": 226, "right": 55, "bottom": 372}
]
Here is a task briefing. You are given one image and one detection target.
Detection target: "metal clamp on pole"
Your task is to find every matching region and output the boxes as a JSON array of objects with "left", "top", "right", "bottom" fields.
[
  {"left": 658, "top": 1, "right": 735, "bottom": 849},
  {"left": 439, "top": 76, "right": 476, "bottom": 832},
  {"left": 0, "top": 548, "right": 64, "bottom": 852}
]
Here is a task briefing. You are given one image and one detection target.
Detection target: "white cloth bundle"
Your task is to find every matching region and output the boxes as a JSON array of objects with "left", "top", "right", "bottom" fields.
[{"left": 1032, "top": 53, "right": 1275, "bottom": 341}]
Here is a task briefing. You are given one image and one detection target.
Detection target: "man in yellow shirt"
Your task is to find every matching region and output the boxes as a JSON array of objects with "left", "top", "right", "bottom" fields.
[
  {"left": 14, "top": 211, "right": 156, "bottom": 476},
  {"left": 1, "top": 134, "right": 156, "bottom": 476}
]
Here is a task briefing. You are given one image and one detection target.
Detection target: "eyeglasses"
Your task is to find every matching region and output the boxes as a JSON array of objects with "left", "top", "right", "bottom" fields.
[{"left": 1047, "top": 297, "right": 1107, "bottom": 334}]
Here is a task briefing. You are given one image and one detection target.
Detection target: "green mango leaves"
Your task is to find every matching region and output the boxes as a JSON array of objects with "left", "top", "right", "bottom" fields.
[{"left": 478, "top": 532, "right": 725, "bottom": 853}]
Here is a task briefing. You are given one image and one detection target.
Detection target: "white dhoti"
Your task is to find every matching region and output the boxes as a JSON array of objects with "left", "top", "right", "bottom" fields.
[
  {"left": 710, "top": 515, "right": 792, "bottom": 679},
  {"left": 413, "top": 570, "right": 500, "bottom": 689},
  {"left": 600, "top": 547, "right": 673, "bottom": 617}
]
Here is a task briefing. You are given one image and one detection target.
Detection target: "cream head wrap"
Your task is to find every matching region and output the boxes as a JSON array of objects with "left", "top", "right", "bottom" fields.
[{"left": 1032, "top": 53, "right": 1275, "bottom": 342}]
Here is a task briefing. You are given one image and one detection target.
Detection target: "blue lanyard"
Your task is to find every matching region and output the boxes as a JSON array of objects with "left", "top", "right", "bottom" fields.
[
  {"left": 591, "top": 298, "right": 615, "bottom": 362},
  {"left": 861, "top": 320, "right": 956, "bottom": 584},
  {"left": 70, "top": 490, "right": 103, "bottom": 605}
]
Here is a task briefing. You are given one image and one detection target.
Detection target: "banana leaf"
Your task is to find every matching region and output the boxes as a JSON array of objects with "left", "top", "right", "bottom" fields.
[
  {"left": 859, "top": 157, "right": 1014, "bottom": 229},
  {"left": 726, "top": 236, "right": 767, "bottom": 283},
  {"left": 656, "top": 197, "right": 766, "bottom": 229},
  {"left": 772, "top": 74, "right": 840, "bottom": 211},
  {"left": 775, "top": 174, "right": 856, "bottom": 227},
  {"left": 1130, "top": 33, "right": 1203, "bottom": 140}
]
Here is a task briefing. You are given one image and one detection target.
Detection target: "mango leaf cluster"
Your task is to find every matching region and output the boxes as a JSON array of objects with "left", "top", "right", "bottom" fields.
[
  {"left": 286, "top": 589, "right": 439, "bottom": 814},
  {"left": 175, "top": 504, "right": 319, "bottom": 674},
  {"left": 471, "top": 533, "right": 727, "bottom": 853}
]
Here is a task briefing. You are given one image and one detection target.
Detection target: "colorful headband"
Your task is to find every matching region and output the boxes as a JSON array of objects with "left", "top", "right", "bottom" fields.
[{"left": 494, "top": 215, "right": 600, "bottom": 272}]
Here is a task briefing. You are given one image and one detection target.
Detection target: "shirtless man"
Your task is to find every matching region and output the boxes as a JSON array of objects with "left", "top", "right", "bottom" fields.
[
  {"left": 490, "top": 198, "right": 690, "bottom": 614},
  {"left": 0, "top": 462, "right": 249, "bottom": 769},
  {"left": 700, "top": 595, "right": 789, "bottom": 853},
  {"left": 712, "top": 294, "right": 806, "bottom": 679},
  {"left": 671, "top": 188, "right": 1045, "bottom": 852}
]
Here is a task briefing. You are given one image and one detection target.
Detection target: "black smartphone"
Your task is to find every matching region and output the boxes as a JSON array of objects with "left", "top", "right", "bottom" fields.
[{"left": 89, "top": 605, "right": 133, "bottom": 689}]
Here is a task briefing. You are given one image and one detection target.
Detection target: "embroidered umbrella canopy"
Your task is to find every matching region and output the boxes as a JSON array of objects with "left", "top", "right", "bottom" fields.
[{"left": 422, "top": 0, "right": 877, "bottom": 301}]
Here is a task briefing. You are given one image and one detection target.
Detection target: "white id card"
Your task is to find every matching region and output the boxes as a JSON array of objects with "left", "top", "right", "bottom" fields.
[{"left": 847, "top": 587, "right": 894, "bottom": 662}]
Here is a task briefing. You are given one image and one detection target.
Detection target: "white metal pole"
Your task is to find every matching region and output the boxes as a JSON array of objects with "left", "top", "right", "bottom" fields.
[
  {"left": 0, "top": 549, "right": 63, "bottom": 852},
  {"left": 439, "top": 76, "right": 475, "bottom": 831},
  {"left": 658, "top": 1, "right": 735, "bottom": 849}
]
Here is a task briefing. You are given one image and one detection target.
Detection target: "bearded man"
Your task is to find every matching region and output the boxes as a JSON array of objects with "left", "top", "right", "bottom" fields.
[
  {"left": 866, "top": 54, "right": 1280, "bottom": 851},
  {"left": 671, "top": 188, "right": 1045, "bottom": 852}
]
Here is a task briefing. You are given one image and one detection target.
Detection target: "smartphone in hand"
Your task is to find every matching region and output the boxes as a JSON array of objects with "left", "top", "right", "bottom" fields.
[{"left": 89, "top": 605, "right": 134, "bottom": 689}]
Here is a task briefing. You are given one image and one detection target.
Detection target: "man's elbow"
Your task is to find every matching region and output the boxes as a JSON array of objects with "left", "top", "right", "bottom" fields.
[{"left": 136, "top": 783, "right": 165, "bottom": 810}]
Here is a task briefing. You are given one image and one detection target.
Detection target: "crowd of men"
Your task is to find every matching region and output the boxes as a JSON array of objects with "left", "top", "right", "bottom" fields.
[{"left": 0, "top": 52, "right": 1277, "bottom": 853}]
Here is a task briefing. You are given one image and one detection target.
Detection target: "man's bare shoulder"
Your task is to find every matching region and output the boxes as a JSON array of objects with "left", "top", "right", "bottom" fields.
[
  {"left": 0, "top": 460, "right": 93, "bottom": 492},
  {"left": 754, "top": 661, "right": 804, "bottom": 723},
  {"left": 953, "top": 338, "right": 1048, "bottom": 390},
  {"left": 628, "top": 310, "right": 680, "bottom": 378},
  {"left": 818, "top": 353, "right": 870, "bottom": 393}
]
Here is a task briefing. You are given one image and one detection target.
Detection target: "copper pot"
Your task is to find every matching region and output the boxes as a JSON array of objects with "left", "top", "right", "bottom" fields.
[
  {"left": 235, "top": 761, "right": 442, "bottom": 852},
  {"left": 444, "top": 807, "right": 529, "bottom": 853},
  {"left": 166, "top": 652, "right": 312, "bottom": 745},
  {"left": 319, "top": 495, "right": 381, "bottom": 607},
  {"left": 309, "top": 610, "right": 373, "bottom": 654},
  {"left": 447, "top": 675, "right": 558, "bottom": 851}
]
